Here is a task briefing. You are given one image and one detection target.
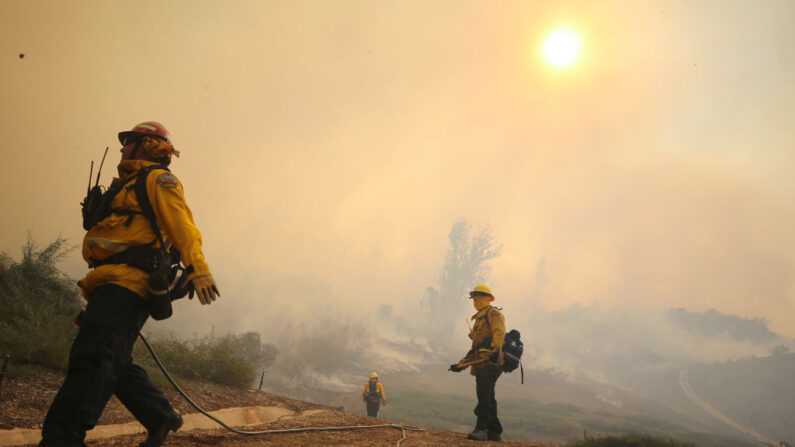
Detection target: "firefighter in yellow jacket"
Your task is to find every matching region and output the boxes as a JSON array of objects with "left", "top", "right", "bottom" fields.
[
  {"left": 40, "top": 121, "right": 219, "bottom": 447},
  {"left": 449, "top": 284, "right": 505, "bottom": 442},
  {"left": 362, "top": 372, "right": 387, "bottom": 417}
]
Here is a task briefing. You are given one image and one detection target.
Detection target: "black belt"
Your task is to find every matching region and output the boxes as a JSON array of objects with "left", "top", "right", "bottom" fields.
[{"left": 90, "top": 245, "right": 159, "bottom": 273}]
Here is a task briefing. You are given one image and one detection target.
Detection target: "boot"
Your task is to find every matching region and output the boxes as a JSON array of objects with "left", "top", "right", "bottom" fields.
[
  {"left": 487, "top": 431, "right": 502, "bottom": 441},
  {"left": 139, "top": 412, "right": 183, "bottom": 447},
  {"left": 467, "top": 428, "right": 488, "bottom": 441}
]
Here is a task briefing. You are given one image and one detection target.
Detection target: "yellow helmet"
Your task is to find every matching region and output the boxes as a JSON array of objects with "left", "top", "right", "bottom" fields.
[
  {"left": 469, "top": 284, "right": 494, "bottom": 300},
  {"left": 370, "top": 372, "right": 378, "bottom": 378}
]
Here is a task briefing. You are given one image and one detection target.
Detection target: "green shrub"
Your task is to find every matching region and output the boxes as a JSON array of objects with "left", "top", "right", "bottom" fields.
[
  {"left": 0, "top": 236, "right": 278, "bottom": 389},
  {"left": 136, "top": 331, "right": 278, "bottom": 388},
  {"left": 567, "top": 433, "right": 695, "bottom": 447},
  {"left": 0, "top": 238, "right": 82, "bottom": 369}
]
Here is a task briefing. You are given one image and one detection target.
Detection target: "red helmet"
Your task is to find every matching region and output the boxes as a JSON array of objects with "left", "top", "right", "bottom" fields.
[{"left": 118, "top": 121, "right": 172, "bottom": 146}]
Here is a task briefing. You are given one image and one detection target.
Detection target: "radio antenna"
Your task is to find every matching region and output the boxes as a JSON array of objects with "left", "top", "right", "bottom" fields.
[
  {"left": 94, "top": 147, "right": 109, "bottom": 187},
  {"left": 87, "top": 161, "right": 94, "bottom": 195}
]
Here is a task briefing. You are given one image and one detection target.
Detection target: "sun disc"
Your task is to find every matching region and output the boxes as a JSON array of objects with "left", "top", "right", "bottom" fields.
[{"left": 542, "top": 29, "right": 581, "bottom": 68}]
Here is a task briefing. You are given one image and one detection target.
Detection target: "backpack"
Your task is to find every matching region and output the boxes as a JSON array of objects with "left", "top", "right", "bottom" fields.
[
  {"left": 366, "top": 381, "right": 381, "bottom": 402},
  {"left": 502, "top": 330, "right": 523, "bottom": 373},
  {"left": 484, "top": 308, "right": 524, "bottom": 384}
]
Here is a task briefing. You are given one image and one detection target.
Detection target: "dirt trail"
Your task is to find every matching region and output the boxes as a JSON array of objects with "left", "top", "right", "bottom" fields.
[
  {"left": 0, "top": 406, "right": 321, "bottom": 446},
  {"left": 678, "top": 369, "right": 775, "bottom": 445},
  {"left": 2, "top": 407, "right": 543, "bottom": 447},
  {"left": 0, "top": 368, "right": 550, "bottom": 447}
]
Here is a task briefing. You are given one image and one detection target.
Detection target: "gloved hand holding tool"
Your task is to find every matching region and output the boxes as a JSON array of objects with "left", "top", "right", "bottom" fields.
[
  {"left": 449, "top": 357, "right": 490, "bottom": 372},
  {"left": 191, "top": 274, "right": 220, "bottom": 305}
]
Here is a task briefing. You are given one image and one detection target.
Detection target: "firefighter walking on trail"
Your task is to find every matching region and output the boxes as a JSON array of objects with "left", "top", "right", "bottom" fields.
[
  {"left": 449, "top": 284, "right": 506, "bottom": 442},
  {"left": 39, "top": 121, "right": 220, "bottom": 447},
  {"left": 362, "top": 372, "right": 387, "bottom": 418}
]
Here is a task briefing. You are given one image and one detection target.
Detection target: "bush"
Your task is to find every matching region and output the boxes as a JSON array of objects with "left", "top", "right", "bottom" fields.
[
  {"left": 0, "top": 236, "right": 278, "bottom": 389},
  {"left": 567, "top": 433, "right": 695, "bottom": 447},
  {"left": 136, "top": 331, "right": 278, "bottom": 388},
  {"left": 0, "top": 238, "right": 82, "bottom": 369}
]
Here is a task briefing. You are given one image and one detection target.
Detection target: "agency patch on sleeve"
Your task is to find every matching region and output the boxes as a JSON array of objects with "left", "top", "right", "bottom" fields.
[{"left": 156, "top": 173, "right": 179, "bottom": 188}]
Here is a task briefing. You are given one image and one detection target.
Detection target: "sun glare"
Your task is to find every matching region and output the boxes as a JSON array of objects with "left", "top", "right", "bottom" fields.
[{"left": 542, "top": 29, "right": 581, "bottom": 68}]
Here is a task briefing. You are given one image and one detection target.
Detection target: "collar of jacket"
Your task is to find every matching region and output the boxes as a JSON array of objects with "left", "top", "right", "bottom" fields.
[
  {"left": 471, "top": 305, "right": 493, "bottom": 320},
  {"left": 117, "top": 160, "right": 162, "bottom": 182}
]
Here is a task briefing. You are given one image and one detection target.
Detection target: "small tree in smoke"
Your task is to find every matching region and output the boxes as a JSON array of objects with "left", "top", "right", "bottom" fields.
[{"left": 421, "top": 220, "right": 501, "bottom": 347}]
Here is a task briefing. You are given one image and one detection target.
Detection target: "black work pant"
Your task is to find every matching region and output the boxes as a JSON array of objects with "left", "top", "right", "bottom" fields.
[
  {"left": 366, "top": 400, "right": 380, "bottom": 418},
  {"left": 40, "top": 284, "right": 175, "bottom": 447},
  {"left": 474, "top": 365, "right": 503, "bottom": 434}
]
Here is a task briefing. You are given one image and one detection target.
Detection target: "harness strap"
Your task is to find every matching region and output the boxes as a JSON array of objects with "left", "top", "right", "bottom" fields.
[
  {"left": 108, "top": 208, "right": 143, "bottom": 227},
  {"left": 476, "top": 306, "right": 497, "bottom": 350},
  {"left": 131, "top": 165, "right": 169, "bottom": 248},
  {"left": 89, "top": 244, "right": 159, "bottom": 272}
]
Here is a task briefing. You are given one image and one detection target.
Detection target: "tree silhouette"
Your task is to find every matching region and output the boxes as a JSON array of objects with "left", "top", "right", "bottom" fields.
[{"left": 421, "top": 220, "right": 501, "bottom": 347}]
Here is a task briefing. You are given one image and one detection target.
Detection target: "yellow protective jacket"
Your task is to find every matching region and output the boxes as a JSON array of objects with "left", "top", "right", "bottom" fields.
[
  {"left": 460, "top": 306, "right": 506, "bottom": 375},
  {"left": 362, "top": 380, "right": 386, "bottom": 403},
  {"left": 78, "top": 160, "right": 211, "bottom": 299}
]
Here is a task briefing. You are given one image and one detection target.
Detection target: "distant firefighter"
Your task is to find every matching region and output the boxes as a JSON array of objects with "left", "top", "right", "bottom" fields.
[
  {"left": 362, "top": 372, "right": 387, "bottom": 417},
  {"left": 449, "top": 284, "right": 506, "bottom": 442}
]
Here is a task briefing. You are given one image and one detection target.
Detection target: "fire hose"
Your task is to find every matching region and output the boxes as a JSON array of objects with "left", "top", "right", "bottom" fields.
[{"left": 138, "top": 333, "right": 423, "bottom": 439}]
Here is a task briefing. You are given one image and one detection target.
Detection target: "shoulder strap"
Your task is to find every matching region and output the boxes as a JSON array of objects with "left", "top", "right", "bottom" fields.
[
  {"left": 131, "top": 165, "right": 170, "bottom": 248},
  {"left": 482, "top": 306, "right": 494, "bottom": 329},
  {"left": 483, "top": 306, "right": 504, "bottom": 329}
]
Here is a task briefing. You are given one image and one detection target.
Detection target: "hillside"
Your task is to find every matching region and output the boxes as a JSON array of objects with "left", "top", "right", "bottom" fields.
[
  {"left": 686, "top": 353, "right": 795, "bottom": 443},
  {"left": 324, "top": 364, "right": 763, "bottom": 447},
  {"left": 0, "top": 365, "right": 549, "bottom": 447}
]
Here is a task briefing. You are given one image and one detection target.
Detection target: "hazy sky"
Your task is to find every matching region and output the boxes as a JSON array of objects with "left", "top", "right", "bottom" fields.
[{"left": 2, "top": 0, "right": 794, "bottom": 336}]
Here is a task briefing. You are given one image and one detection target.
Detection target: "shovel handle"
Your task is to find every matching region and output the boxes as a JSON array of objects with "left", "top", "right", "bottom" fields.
[{"left": 449, "top": 358, "right": 489, "bottom": 371}]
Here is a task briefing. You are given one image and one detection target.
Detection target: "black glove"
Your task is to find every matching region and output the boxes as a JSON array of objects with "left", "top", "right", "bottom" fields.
[
  {"left": 489, "top": 351, "right": 499, "bottom": 363},
  {"left": 449, "top": 363, "right": 464, "bottom": 372}
]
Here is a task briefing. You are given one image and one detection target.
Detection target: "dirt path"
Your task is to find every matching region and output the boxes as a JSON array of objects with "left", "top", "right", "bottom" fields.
[
  {"left": 0, "top": 405, "right": 320, "bottom": 446},
  {"left": 678, "top": 369, "right": 775, "bottom": 445},
  {"left": 4, "top": 407, "right": 544, "bottom": 447},
  {"left": 0, "top": 367, "right": 550, "bottom": 447}
]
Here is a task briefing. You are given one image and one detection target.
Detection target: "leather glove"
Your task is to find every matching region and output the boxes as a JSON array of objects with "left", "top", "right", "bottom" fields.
[
  {"left": 449, "top": 363, "right": 464, "bottom": 372},
  {"left": 489, "top": 351, "right": 500, "bottom": 363},
  {"left": 191, "top": 274, "right": 220, "bottom": 305}
]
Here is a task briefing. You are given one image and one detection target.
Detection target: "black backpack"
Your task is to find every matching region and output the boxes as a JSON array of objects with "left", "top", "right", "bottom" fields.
[
  {"left": 484, "top": 308, "right": 524, "bottom": 383},
  {"left": 367, "top": 381, "right": 381, "bottom": 402},
  {"left": 502, "top": 330, "right": 523, "bottom": 373}
]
